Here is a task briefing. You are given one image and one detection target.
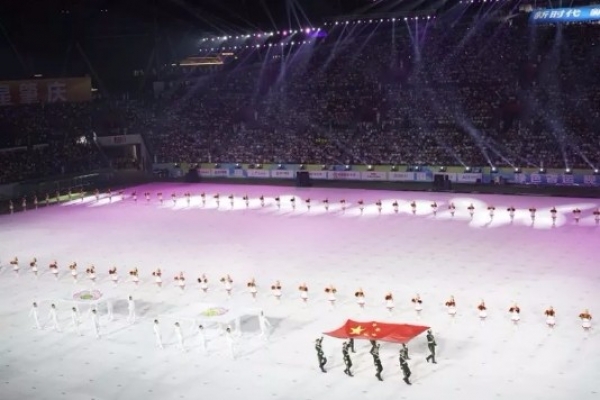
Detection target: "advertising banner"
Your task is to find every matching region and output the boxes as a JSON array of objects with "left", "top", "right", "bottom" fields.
[
  {"left": 245, "top": 169, "right": 271, "bottom": 178},
  {"left": 270, "top": 170, "right": 295, "bottom": 179},
  {"left": 529, "top": 6, "right": 600, "bottom": 24},
  {"left": 308, "top": 171, "right": 329, "bottom": 179},
  {"left": 0, "top": 77, "right": 92, "bottom": 106},
  {"left": 388, "top": 172, "right": 415, "bottom": 181},
  {"left": 456, "top": 173, "right": 482, "bottom": 183},
  {"left": 361, "top": 171, "right": 388, "bottom": 181},
  {"left": 327, "top": 171, "right": 361, "bottom": 180}
]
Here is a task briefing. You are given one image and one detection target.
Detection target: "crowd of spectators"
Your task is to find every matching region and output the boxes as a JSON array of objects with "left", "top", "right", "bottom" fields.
[{"left": 1, "top": 12, "right": 599, "bottom": 185}]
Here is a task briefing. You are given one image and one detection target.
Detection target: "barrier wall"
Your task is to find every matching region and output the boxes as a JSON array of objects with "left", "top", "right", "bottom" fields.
[{"left": 153, "top": 163, "right": 600, "bottom": 186}]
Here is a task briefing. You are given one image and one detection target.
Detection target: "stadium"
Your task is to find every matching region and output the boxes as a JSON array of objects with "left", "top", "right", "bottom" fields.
[{"left": 0, "top": 0, "right": 599, "bottom": 399}]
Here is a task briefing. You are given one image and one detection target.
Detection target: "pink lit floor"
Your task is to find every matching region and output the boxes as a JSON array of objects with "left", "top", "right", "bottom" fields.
[{"left": 1, "top": 182, "right": 599, "bottom": 400}]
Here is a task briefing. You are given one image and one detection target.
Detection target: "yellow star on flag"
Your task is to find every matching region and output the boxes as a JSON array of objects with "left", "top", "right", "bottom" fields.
[{"left": 349, "top": 326, "right": 365, "bottom": 335}]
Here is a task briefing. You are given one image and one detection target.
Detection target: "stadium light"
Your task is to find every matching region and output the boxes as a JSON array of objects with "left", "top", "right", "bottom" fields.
[
  {"left": 595, "top": 168, "right": 599, "bottom": 174},
  {"left": 465, "top": 166, "right": 471, "bottom": 172},
  {"left": 367, "top": 165, "right": 373, "bottom": 171},
  {"left": 439, "top": 166, "right": 446, "bottom": 172},
  {"left": 345, "top": 165, "right": 351, "bottom": 170},
  {"left": 539, "top": 168, "right": 545, "bottom": 173},
  {"left": 565, "top": 168, "right": 572, "bottom": 174},
  {"left": 491, "top": 167, "right": 497, "bottom": 173},
  {"left": 514, "top": 167, "right": 521, "bottom": 173}
]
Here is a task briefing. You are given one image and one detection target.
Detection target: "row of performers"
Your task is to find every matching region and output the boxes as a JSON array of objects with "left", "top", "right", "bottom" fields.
[
  {"left": 7, "top": 189, "right": 125, "bottom": 211},
  {"left": 8, "top": 259, "right": 593, "bottom": 330},
  {"left": 127, "top": 192, "right": 600, "bottom": 222}
]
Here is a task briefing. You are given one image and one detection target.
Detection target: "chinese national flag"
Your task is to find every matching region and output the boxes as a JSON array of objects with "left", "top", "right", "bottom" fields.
[{"left": 324, "top": 319, "right": 429, "bottom": 344}]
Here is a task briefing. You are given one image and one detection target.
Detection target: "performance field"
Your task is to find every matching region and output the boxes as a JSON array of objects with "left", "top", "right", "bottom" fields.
[{"left": 1, "top": 182, "right": 599, "bottom": 400}]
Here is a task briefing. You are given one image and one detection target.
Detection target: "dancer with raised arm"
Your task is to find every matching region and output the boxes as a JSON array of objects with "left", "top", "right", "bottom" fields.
[
  {"left": 298, "top": 283, "right": 309, "bottom": 305},
  {"left": 247, "top": 278, "right": 258, "bottom": 301},
  {"left": 325, "top": 285, "right": 337, "bottom": 309},
  {"left": 544, "top": 306, "right": 556, "bottom": 329}
]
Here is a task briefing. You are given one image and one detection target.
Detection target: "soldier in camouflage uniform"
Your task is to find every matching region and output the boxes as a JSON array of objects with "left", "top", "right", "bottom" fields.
[
  {"left": 370, "top": 342, "right": 383, "bottom": 381},
  {"left": 400, "top": 343, "right": 410, "bottom": 360},
  {"left": 315, "top": 337, "right": 327, "bottom": 373},
  {"left": 342, "top": 341, "right": 353, "bottom": 377},
  {"left": 425, "top": 330, "right": 437, "bottom": 364}
]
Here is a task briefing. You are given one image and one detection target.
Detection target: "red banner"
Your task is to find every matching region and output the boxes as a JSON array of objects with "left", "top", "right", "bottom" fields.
[
  {"left": 324, "top": 319, "right": 429, "bottom": 344},
  {"left": 0, "top": 77, "right": 92, "bottom": 106}
]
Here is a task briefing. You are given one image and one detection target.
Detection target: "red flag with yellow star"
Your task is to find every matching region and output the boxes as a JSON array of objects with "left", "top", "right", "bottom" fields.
[{"left": 323, "top": 320, "right": 429, "bottom": 344}]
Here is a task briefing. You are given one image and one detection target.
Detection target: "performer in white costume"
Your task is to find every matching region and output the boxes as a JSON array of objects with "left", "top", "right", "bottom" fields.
[
  {"left": 392, "top": 201, "right": 399, "bottom": 214},
  {"left": 477, "top": 300, "right": 487, "bottom": 325},
  {"left": 86, "top": 265, "right": 96, "bottom": 283},
  {"left": 175, "top": 322, "right": 185, "bottom": 351},
  {"left": 47, "top": 303, "right": 60, "bottom": 332},
  {"left": 355, "top": 288, "right": 366, "bottom": 309},
  {"left": 431, "top": 202, "right": 438, "bottom": 216},
  {"left": 127, "top": 296, "right": 136, "bottom": 323},
  {"left": 153, "top": 319, "right": 164, "bottom": 349},
  {"left": 259, "top": 195, "right": 265, "bottom": 207},
  {"left": 487, "top": 205, "right": 495, "bottom": 219},
  {"left": 550, "top": 207, "right": 558, "bottom": 225},
  {"left": 410, "top": 201, "right": 417, "bottom": 215},
  {"left": 325, "top": 285, "right": 337, "bottom": 309},
  {"left": 357, "top": 200, "right": 364, "bottom": 215},
  {"left": 49, "top": 261, "right": 59, "bottom": 280},
  {"left": 298, "top": 283, "right": 309, "bottom": 304},
  {"left": 225, "top": 327, "right": 236, "bottom": 359},
  {"left": 109, "top": 267, "right": 118, "bottom": 285},
  {"left": 129, "top": 268, "right": 140, "bottom": 285},
  {"left": 71, "top": 307, "right": 82, "bottom": 336},
  {"left": 197, "top": 325, "right": 207, "bottom": 352},
  {"left": 29, "top": 258, "right": 38, "bottom": 277},
  {"left": 106, "top": 299, "right": 114, "bottom": 321},
  {"left": 305, "top": 198, "right": 311, "bottom": 211},
  {"left": 509, "top": 303, "right": 521, "bottom": 325},
  {"left": 243, "top": 195, "right": 249, "bottom": 208},
  {"left": 579, "top": 309, "right": 592, "bottom": 332},
  {"left": 198, "top": 274, "right": 209, "bottom": 293},
  {"left": 544, "top": 306, "right": 556, "bottom": 329},
  {"left": 529, "top": 207, "right": 537, "bottom": 222},
  {"left": 467, "top": 203, "right": 475, "bottom": 218},
  {"left": 448, "top": 202, "right": 456, "bottom": 217},
  {"left": 152, "top": 268, "right": 163, "bottom": 288},
  {"left": 445, "top": 295, "right": 457, "bottom": 317},
  {"left": 376, "top": 200, "right": 382, "bottom": 214},
  {"left": 258, "top": 311, "right": 272, "bottom": 338},
  {"left": 290, "top": 197, "right": 296, "bottom": 210},
  {"left": 247, "top": 278, "right": 258, "bottom": 301},
  {"left": 91, "top": 309, "right": 100, "bottom": 338},
  {"left": 594, "top": 209, "right": 600, "bottom": 224},
  {"left": 10, "top": 257, "right": 19, "bottom": 275},
  {"left": 220, "top": 275, "right": 233, "bottom": 297},
  {"left": 323, "top": 198, "right": 329, "bottom": 211},
  {"left": 69, "top": 262, "right": 78, "bottom": 283},
  {"left": 340, "top": 199, "right": 346, "bottom": 212},
  {"left": 200, "top": 192, "right": 206, "bottom": 206},
  {"left": 507, "top": 206, "right": 515, "bottom": 221},
  {"left": 385, "top": 292, "right": 394, "bottom": 315},
  {"left": 271, "top": 280, "right": 282, "bottom": 302},
  {"left": 573, "top": 208, "right": 581, "bottom": 223},
  {"left": 175, "top": 272, "right": 186, "bottom": 291},
  {"left": 411, "top": 294, "right": 423, "bottom": 318},
  {"left": 30, "top": 302, "right": 41, "bottom": 329}
]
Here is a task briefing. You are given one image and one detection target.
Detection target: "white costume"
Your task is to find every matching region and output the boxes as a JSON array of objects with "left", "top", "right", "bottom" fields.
[
  {"left": 510, "top": 311, "right": 520, "bottom": 323},
  {"left": 249, "top": 285, "right": 258, "bottom": 300},
  {"left": 197, "top": 326, "right": 207, "bottom": 352},
  {"left": 177, "top": 279, "right": 185, "bottom": 290},
  {"left": 327, "top": 292, "right": 336, "bottom": 308},
  {"left": 414, "top": 301, "right": 423, "bottom": 313},
  {"left": 12, "top": 261, "right": 19, "bottom": 274},
  {"left": 71, "top": 268, "right": 78, "bottom": 281},
  {"left": 546, "top": 314, "right": 556, "bottom": 327},
  {"left": 111, "top": 273, "right": 118, "bottom": 285},
  {"left": 386, "top": 299, "right": 394, "bottom": 314},
  {"left": 225, "top": 330, "right": 236, "bottom": 359},
  {"left": 31, "top": 264, "right": 38, "bottom": 276},
  {"left": 300, "top": 290, "right": 308, "bottom": 303},
  {"left": 153, "top": 322, "right": 163, "bottom": 349},
  {"left": 30, "top": 305, "right": 41, "bottom": 329},
  {"left": 272, "top": 288, "right": 282, "bottom": 301},
  {"left": 106, "top": 300, "right": 114, "bottom": 321},
  {"left": 200, "top": 280, "right": 209, "bottom": 293},
  {"left": 447, "top": 306, "right": 457, "bottom": 317},
  {"left": 175, "top": 324, "right": 185, "bottom": 351},
  {"left": 48, "top": 307, "right": 60, "bottom": 331},
  {"left": 91, "top": 312, "right": 100, "bottom": 338},
  {"left": 155, "top": 275, "right": 162, "bottom": 286},
  {"left": 224, "top": 282, "right": 232, "bottom": 296},
  {"left": 127, "top": 298, "right": 136, "bottom": 323},
  {"left": 479, "top": 309, "right": 487, "bottom": 320},
  {"left": 582, "top": 318, "right": 592, "bottom": 330},
  {"left": 258, "top": 313, "right": 271, "bottom": 337},
  {"left": 71, "top": 308, "right": 82, "bottom": 336},
  {"left": 51, "top": 267, "right": 59, "bottom": 279},
  {"left": 356, "top": 296, "right": 365, "bottom": 308}
]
